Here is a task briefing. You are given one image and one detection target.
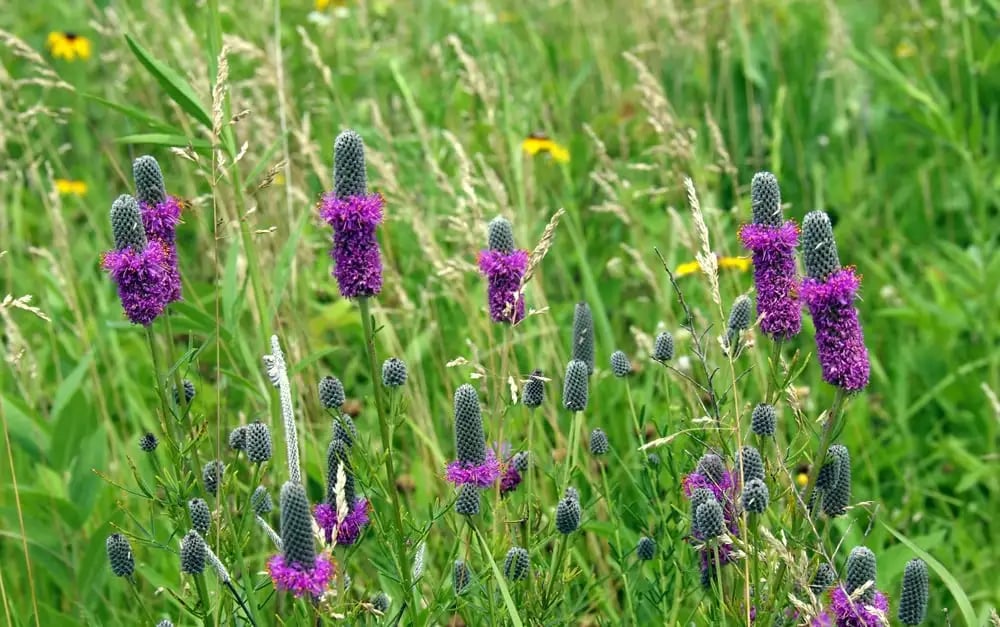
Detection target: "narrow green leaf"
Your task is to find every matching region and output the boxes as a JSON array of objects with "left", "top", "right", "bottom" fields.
[
  {"left": 50, "top": 349, "right": 93, "bottom": 422},
  {"left": 80, "top": 93, "right": 177, "bottom": 132},
  {"left": 269, "top": 209, "right": 310, "bottom": 320},
  {"left": 882, "top": 523, "right": 979, "bottom": 626},
  {"left": 222, "top": 241, "right": 243, "bottom": 325},
  {"left": 115, "top": 134, "right": 212, "bottom": 152},
  {"left": 473, "top": 527, "right": 525, "bottom": 627},
  {"left": 124, "top": 34, "right": 211, "bottom": 128}
]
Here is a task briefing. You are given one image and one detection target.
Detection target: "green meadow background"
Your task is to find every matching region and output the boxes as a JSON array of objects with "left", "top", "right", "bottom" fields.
[{"left": 1, "top": 0, "right": 999, "bottom": 624}]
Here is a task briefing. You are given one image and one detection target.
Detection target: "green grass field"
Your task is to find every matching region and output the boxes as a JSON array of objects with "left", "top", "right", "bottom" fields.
[{"left": 2, "top": 0, "right": 999, "bottom": 625}]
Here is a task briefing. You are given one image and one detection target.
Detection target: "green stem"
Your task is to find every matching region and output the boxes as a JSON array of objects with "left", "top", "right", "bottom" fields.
[
  {"left": 145, "top": 328, "right": 176, "bottom": 444},
  {"left": 358, "top": 297, "right": 417, "bottom": 625},
  {"left": 600, "top": 464, "right": 638, "bottom": 624},
  {"left": 560, "top": 411, "right": 582, "bottom": 495},
  {"left": 524, "top": 407, "right": 536, "bottom": 549},
  {"left": 128, "top": 578, "right": 155, "bottom": 624},
  {"left": 714, "top": 546, "right": 728, "bottom": 627},
  {"left": 194, "top": 572, "right": 215, "bottom": 627},
  {"left": 544, "top": 535, "right": 568, "bottom": 606},
  {"left": 624, "top": 380, "right": 642, "bottom": 444}
]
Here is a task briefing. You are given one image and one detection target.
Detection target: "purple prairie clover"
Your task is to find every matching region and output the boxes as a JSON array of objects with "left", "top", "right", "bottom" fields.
[
  {"left": 268, "top": 481, "right": 335, "bottom": 598},
  {"left": 828, "top": 586, "right": 890, "bottom": 627},
  {"left": 314, "top": 499, "right": 370, "bottom": 546},
  {"left": 140, "top": 195, "right": 183, "bottom": 303},
  {"left": 446, "top": 385, "right": 501, "bottom": 487},
  {"left": 739, "top": 221, "right": 802, "bottom": 340},
  {"left": 478, "top": 248, "right": 529, "bottom": 324},
  {"left": 446, "top": 448, "right": 501, "bottom": 487},
  {"left": 801, "top": 268, "right": 870, "bottom": 392},
  {"left": 102, "top": 194, "right": 171, "bottom": 326}
]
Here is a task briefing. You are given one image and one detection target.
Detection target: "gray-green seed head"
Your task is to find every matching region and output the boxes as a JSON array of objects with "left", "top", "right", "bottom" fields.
[
  {"left": 228, "top": 426, "right": 246, "bottom": 451},
  {"left": 646, "top": 453, "right": 661, "bottom": 467},
  {"left": 326, "top": 436, "right": 355, "bottom": 507},
  {"left": 511, "top": 451, "right": 530, "bottom": 472},
  {"left": 139, "top": 432, "right": 158, "bottom": 452},
  {"left": 172, "top": 379, "right": 196, "bottom": 405},
  {"left": 562, "top": 359, "right": 589, "bottom": 412},
  {"left": 188, "top": 498, "right": 211, "bottom": 535},
  {"left": 202, "top": 460, "right": 224, "bottom": 495},
  {"left": 739, "top": 446, "right": 765, "bottom": 483},
  {"left": 689, "top": 488, "right": 715, "bottom": 513},
  {"left": 454, "top": 384, "right": 486, "bottom": 464},
  {"left": 726, "top": 295, "right": 752, "bottom": 350},
  {"left": 821, "top": 445, "right": 851, "bottom": 518},
  {"left": 372, "top": 592, "right": 390, "bottom": 613},
  {"left": 334, "top": 130, "right": 368, "bottom": 198},
  {"left": 697, "top": 453, "right": 727, "bottom": 485},
  {"left": 589, "top": 428, "right": 610, "bottom": 455},
  {"left": 694, "top": 499, "right": 725, "bottom": 539},
  {"left": 455, "top": 483, "right": 480, "bottom": 516},
  {"left": 106, "top": 533, "right": 134, "bottom": 577},
  {"left": 898, "top": 558, "right": 929, "bottom": 625},
  {"left": 381, "top": 357, "right": 407, "bottom": 387},
  {"left": 251, "top": 486, "right": 272, "bottom": 515},
  {"left": 802, "top": 210, "right": 841, "bottom": 280},
  {"left": 157, "top": 621, "right": 174, "bottom": 627},
  {"left": 751, "top": 403, "right": 777, "bottom": 437},
  {"left": 487, "top": 216, "right": 516, "bottom": 253},
  {"left": 637, "top": 536, "right": 656, "bottom": 561},
  {"left": 319, "top": 375, "right": 345, "bottom": 409},
  {"left": 453, "top": 560, "right": 471, "bottom": 595},
  {"left": 279, "top": 481, "right": 316, "bottom": 569},
  {"left": 571, "top": 302, "right": 595, "bottom": 374},
  {"left": 750, "top": 171, "right": 782, "bottom": 227},
  {"left": 332, "top": 414, "right": 357, "bottom": 448},
  {"left": 555, "top": 495, "right": 581, "bottom": 534},
  {"left": 610, "top": 350, "right": 631, "bottom": 377},
  {"left": 503, "top": 546, "right": 529, "bottom": 581},
  {"left": 245, "top": 421, "right": 272, "bottom": 463},
  {"left": 811, "top": 562, "right": 836, "bottom": 594},
  {"left": 845, "top": 546, "right": 877, "bottom": 603},
  {"left": 110, "top": 194, "right": 147, "bottom": 251},
  {"left": 653, "top": 331, "right": 674, "bottom": 362},
  {"left": 522, "top": 369, "right": 545, "bottom": 408},
  {"left": 564, "top": 486, "right": 580, "bottom": 502},
  {"left": 741, "top": 478, "right": 769, "bottom": 513},
  {"left": 132, "top": 155, "right": 167, "bottom": 207},
  {"left": 180, "top": 530, "right": 206, "bottom": 574}
]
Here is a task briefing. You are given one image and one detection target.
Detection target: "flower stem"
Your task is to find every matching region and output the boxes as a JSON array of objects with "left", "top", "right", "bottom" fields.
[
  {"left": 600, "top": 464, "right": 638, "bottom": 624},
  {"left": 358, "top": 297, "right": 417, "bottom": 624},
  {"left": 560, "top": 411, "right": 582, "bottom": 495},
  {"left": 625, "top": 380, "right": 642, "bottom": 444},
  {"left": 193, "top": 572, "right": 215, "bottom": 627}
]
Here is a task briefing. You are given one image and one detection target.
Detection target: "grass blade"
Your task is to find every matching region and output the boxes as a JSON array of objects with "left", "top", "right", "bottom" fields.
[{"left": 124, "top": 34, "right": 212, "bottom": 129}]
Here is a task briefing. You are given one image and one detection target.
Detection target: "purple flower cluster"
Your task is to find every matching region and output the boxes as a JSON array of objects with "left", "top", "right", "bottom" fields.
[
  {"left": 140, "top": 196, "right": 183, "bottom": 303},
  {"left": 801, "top": 268, "right": 870, "bottom": 392},
  {"left": 101, "top": 243, "right": 171, "bottom": 326},
  {"left": 266, "top": 554, "right": 336, "bottom": 598},
  {"left": 320, "top": 193, "right": 384, "bottom": 299},
  {"left": 478, "top": 248, "right": 528, "bottom": 324},
  {"left": 739, "top": 221, "right": 801, "bottom": 339},
  {"left": 446, "top": 448, "right": 501, "bottom": 487},
  {"left": 314, "top": 499, "right": 370, "bottom": 546},
  {"left": 682, "top": 467, "right": 741, "bottom": 574},
  {"left": 499, "top": 464, "right": 523, "bottom": 496},
  {"left": 814, "top": 586, "right": 890, "bottom": 627}
]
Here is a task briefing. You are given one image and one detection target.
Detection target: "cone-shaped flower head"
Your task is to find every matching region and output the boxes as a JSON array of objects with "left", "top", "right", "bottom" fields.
[
  {"left": 202, "top": 460, "right": 223, "bottom": 495},
  {"left": 252, "top": 486, "right": 273, "bottom": 515},
  {"left": 564, "top": 486, "right": 580, "bottom": 502},
  {"left": 610, "top": 350, "right": 631, "bottom": 377},
  {"left": 637, "top": 536, "right": 656, "bottom": 561},
  {"left": 479, "top": 216, "right": 528, "bottom": 324},
  {"left": 173, "top": 379, "right": 196, "bottom": 405},
  {"left": 694, "top": 499, "right": 725, "bottom": 539},
  {"left": 188, "top": 498, "right": 211, "bottom": 535},
  {"left": 689, "top": 488, "right": 715, "bottom": 532},
  {"left": 739, "top": 171, "right": 802, "bottom": 339},
  {"left": 325, "top": 437, "right": 356, "bottom": 508},
  {"left": 180, "top": 530, "right": 206, "bottom": 574},
  {"left": 106, "top": 533, "right": 135, "bottom": 577},
  {"left": 522, "top": 369, "right": 545, "bottom": 408},
  {"left": 811, "top": 562, "right": 836, "bottom": 594},
  {"left": 739, "top": 446, "right": 765, "bottom": 483},
  {"left": 562, "top": 359, "right": 589, "bottom": 412},
  {"left": 110, "top": 193, "right": 147, "bottom": 251},
  {"left": 268, "top": 485, "right": 335, "bottom": 597},
  {"left": 446, "top": 384, "right": 500, "bottom": 487},
  {"left": 647, "top": 453, "right": 661, "bottom": 467},
  {"left": 846, "top": 546, "right": 878, "bottom": 603},
  {"left": 372, "top": 592, "right": 390, "bottom": 613},
  {"left": 102, "top": 194, "right": 171, "bottom": 325},
  {"left": 332, "top": 415, "right": 357, "bottom": 448},
  {"left": 725, "top": 294, "right": 752, "bottom": 351},
  {"left": 157, "top": 621, "right": 174, "bottom": 627},
  {"left": 381, "top": 357, "right": 407, "bottom": 387},
  {"left": 453, "top": 560, "right": 471, "bottom": 595},
  {"left": 696, "top": 453, "right": 727, "bottom": 486},
  {"left": 319, "top": 375, "right": 345, "bottom": 409},
  {"left": 653, "top": 331, "right": 674, "bottom": 362},
  {"left": 751, "top": 403, "right": 777, "bottom": 437},
  {"left": 333, "top": 129, "right": 367, "bottom": 198},
  {"left": 555, "top": 494, "right": 581, "bottom": 534},
  {"left": 821, "top": 445, "right": 851, "bottom": 518},
  {"left": 572, "top": 302, "right": 595, "bottom": 373},
  {"left": 500, "top": 451, "right": 528, "bottom": 496},
  {"left": 454, "top": 483, "right": 481, "bottom": 516},
  {"left": 512, "top": 451, "right": 530, "bottom": 472},
  {"left": 898, "top": 558, "right": 928, "bottom": 625},
  {"left": 139, "top": 432, "right": 158, "bottom": 452},
  {"left": 133, "top": 157, "right": 182, "bottom": 304},
  {"left": 802, "top": 211, "right": 841, "bottom": 281},
  {"left": 133, "top": 155, "right": 167, "bottom": 207},
  {"left": 503, "top": 546, "right": 529, "bottom": 581},
  {"left": 228, "top": 426, "right": 246, "bottom": 451},
  {"left": 589, "top": 428, "right": 610, "bottom": 456},
  {"left": 741, "top": 478, "right": 769, "bottom": 513},
  {"left": 830, "top": 585, "right": 890, "bottom": 627},
  {"left": 245, "top": 421, "right": 273, "bottom": 463}
]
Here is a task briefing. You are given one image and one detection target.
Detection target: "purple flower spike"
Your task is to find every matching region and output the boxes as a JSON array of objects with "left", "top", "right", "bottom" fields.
[
  {"left": 320, "top": 193, "right": 384, "bottom": 298},
  {"left": 267, "top": 554, "right": 335, "bottom": 598},
  {"left": 314, "top": 498, "right": 370, "bottom": 546},
  {"left": 478, "top": 249, "right": 529, "bottom": 324},
  {"left": 801, "top": 268, "right": 870, "bottom": 392},
  {"left": 683, "top": 469, "right": 736, "bottom": 506},
  {"left": 811, "top": 612, "right": 834, "bottom": 627},
  {"left": 499, "top": 466, "right": 522, "bottom": 496},
  {"left": 740, "top": 221, "right": 801, "bottom": 339},
  {"left": 446, "top": 448, "right": 501, "bottom": 487},
  {"left": 140, "top": 197, "right": 183, "bottom": 303},
  {"left": 102, "top": 243, "right": 171, "bottom": 326},
  {"left": 829, "top": 586, "right": 890, "bottom": 627}
]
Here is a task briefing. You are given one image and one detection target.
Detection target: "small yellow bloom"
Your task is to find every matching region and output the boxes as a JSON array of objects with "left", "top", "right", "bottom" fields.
[
  {"left": 55, "top": 179, "right": 88, "bottom": 196},
  {"left": 522, "top": 133, "right": 570, "bottom": 164},
  {"left": 675, "top": 260, "right": 701, "bottom": 277},
  {"left": 796, "top": 472, "right": 809, "bottom": 488},
  {"left": 894, "top": 40, "right": 917, "bottom": 59},
  {"left": 46, "top": 32, "right": 91, "bottom": 61},
  {"left": 314, "top": 0, "right": 347, "bottom": 10},
  {"left": 675, "top": 255, "right": 750, "bottom": 277}
]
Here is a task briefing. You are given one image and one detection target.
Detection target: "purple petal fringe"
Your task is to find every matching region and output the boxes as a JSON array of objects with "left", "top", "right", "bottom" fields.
[
  {"left": 319, "top": 193, "right": 384, "bottom": 299},
  {"left": 801, "top": 268, "right": 870, "bottom": 392},
  {"left": 267, "top": 554, "right": 335, "bottom": 598},
  {"left": 740, "top": 221, "right": 801, "bottom": 339},
  {"left": 478, "top": 249, "right": 528, "bottom": 324}
]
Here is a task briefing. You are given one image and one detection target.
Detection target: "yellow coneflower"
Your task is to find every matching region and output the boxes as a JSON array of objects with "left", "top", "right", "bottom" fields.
[
  {"left": 46, "top": 32, "right": 91, "bottom": 61},
  {"left": 674, "top": 255, "right": 751, "bottom": 278},
  {"left": 55, "top": 179, "right": 88, "bottom": 196},
  {"left": 522, "top": 132, "right": 570, "bottom": 164}
]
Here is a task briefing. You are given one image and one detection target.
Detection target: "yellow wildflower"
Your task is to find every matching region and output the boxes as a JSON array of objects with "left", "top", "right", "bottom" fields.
[
  {"left": 46, "top": 32, "right": 91, "bottom": 61},
  {"left": 674, "top": 255, "right": 750, "bottom": 277},
  {"left": 894, "top": 40, "right": 917, "bottom": 59},
  {"left": 55, "top": 179, "right": 88, "bottom": 196},
  {"left": 314, "top": 0, "right": 347, "bottom": 10},
  {"left": 796, "top": 472, "right": 809, "bottom": 488},
  {"left": 522, "top": 133, "right": 570, "bottom": 164}
]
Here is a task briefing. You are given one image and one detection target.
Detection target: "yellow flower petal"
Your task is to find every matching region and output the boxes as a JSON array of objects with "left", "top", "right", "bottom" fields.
[
  {"left": 46, "top": 32, "right": 91, "bottom": 62},
  {"left": 55, "top": 179, "right": 87, "bottom": 196},
  {"left": 521, "top": 136, "right": 570, "bottom": 163},
  {"left": 718, "top": 256, "right": 751, "bottom": 272},
  {"left": 796, "top": 472, "right": 809, "bottom": 488},
  {"left": 675, "top": 260, "right": 701, "bottom": 277}
]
